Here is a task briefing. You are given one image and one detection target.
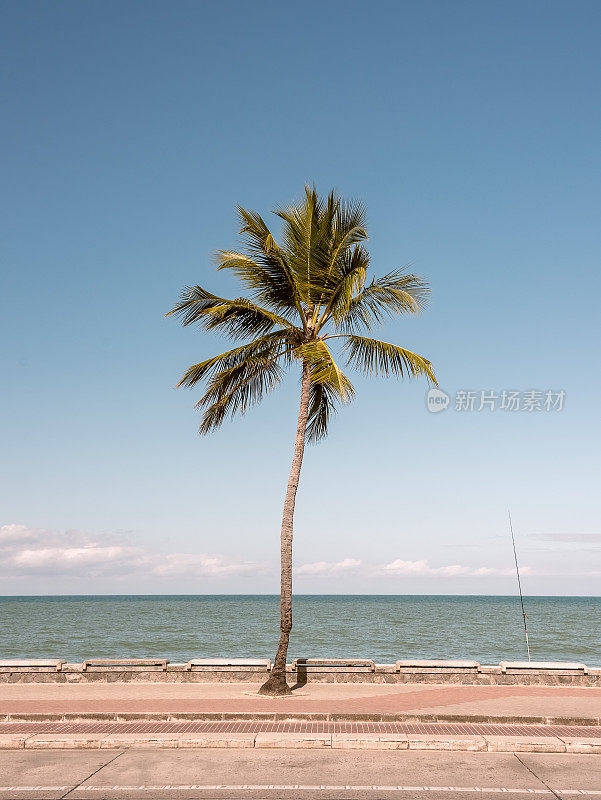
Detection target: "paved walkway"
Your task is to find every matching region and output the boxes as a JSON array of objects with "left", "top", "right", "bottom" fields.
[
  {"left": 3, "top": 683, "right": 601, "bottom": 751},
  {"left": 2, "top": 682, "right": 601, "bottom": 723}
]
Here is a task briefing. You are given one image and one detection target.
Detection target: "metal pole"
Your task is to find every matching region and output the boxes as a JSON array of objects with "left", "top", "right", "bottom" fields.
[{"left": 508, "top": 510, "right": 531, "bottom": 661}]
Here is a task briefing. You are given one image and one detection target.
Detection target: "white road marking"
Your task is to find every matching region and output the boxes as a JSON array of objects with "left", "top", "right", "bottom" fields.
[{"left": 1, "top": 785, "right": 600, "bottom": 794}]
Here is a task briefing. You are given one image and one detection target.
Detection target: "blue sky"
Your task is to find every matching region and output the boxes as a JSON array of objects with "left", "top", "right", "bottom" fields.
[{"left": 1, "top": 0, "right": 600, "bottom": 595}]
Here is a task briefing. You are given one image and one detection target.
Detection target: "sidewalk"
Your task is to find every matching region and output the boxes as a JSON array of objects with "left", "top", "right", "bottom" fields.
[
  {"left": 2, "top": 682, "right": 601, "bottom": 752},
  {"left": 2, "top": 681, "right": 601, "bottom": 723}
]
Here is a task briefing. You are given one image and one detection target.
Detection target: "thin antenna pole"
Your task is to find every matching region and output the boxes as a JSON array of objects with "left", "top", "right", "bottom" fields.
[{"left": 508, "top": 510, "right": 531, "bottom": 661}]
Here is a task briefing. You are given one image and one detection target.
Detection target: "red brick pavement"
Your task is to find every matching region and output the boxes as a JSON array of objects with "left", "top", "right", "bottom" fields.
[{"left": 2, "top": 684, "right": 601, "bottom": 716}]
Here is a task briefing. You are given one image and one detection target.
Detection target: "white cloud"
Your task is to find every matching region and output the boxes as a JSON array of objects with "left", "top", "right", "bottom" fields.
[
  {"left": 4, "top": 525, "right": 595, "bottom": 585},
  {"left": 296, "top": 558, "right": 362, "bottom": 577},
  {"left": 382, "top": 559, "right": 536, "bottom": 578},
  {"left": 152, "top": 553, "right": 259, "bottom": 578},
  {"left": 0, "top": 524, "right": 262, "bottom": 579}
]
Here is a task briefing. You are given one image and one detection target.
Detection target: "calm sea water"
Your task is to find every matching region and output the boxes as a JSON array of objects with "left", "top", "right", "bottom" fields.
[{"left": 1, "top": 595, "right": 599, "bottom": 666}]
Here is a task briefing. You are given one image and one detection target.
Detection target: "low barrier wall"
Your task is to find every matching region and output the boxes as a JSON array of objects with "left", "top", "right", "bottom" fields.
[{"left": 0, "top": 658, "right": 600, "bottom": 685}]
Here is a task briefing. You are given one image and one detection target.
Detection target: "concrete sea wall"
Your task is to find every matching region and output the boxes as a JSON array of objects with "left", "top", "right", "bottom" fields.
[{"left": 1, "top": 658, "right": 600, "bottom": 685}]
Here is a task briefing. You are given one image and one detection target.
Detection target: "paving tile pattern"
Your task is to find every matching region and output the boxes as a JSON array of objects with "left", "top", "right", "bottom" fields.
[{"left": 1, "top": 720, "right": 600, "bottom": 737}]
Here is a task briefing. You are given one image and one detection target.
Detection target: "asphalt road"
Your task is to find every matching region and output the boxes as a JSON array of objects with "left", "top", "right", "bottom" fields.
[{"left": 1, "top": 749, "right": 600, "bottom": 800}]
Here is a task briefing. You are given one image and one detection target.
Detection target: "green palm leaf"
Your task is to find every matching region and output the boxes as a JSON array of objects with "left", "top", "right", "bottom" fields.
[
  {"left": 168, "top": 287, "right": 295, "bottom": 338},
  {"left": 295, "top": 340, "right": 355, "bottom": 403},
  {"left": 337, "top": 268, "right": 430, "bottom": 333},
  {"left": 198, "top": 356, "right": 284, "bottom": 434},
  {"left": 275, "top": 188, "right": 341, "bottom": 306},
  {"left": 175, "top": 331, "right": 294, "bottom": 389},
  {"left": 218, "top": 207, "right": 300, "bottom": 314},
  {"left": 343, "top": 335, "right": 436, "bottom": 383},
  {"left": 306, "top": 380, "right": 337, "bottom": 442},
  {"left": 318, "top": 245, "right": 369, "bottom": 328}
]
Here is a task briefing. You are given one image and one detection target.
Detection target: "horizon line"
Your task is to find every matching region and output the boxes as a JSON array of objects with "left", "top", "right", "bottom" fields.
[{"left": 1, "top": 593, "right": 600, "bottom": 599}]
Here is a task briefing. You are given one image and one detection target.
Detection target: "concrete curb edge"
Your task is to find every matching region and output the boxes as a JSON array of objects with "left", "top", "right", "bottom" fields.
[
  {"left": 3, "top": 711, "right": 601, "bottom": 726},
  {"left": 1, "top": 732, "right": 600, "bottom": 753}
]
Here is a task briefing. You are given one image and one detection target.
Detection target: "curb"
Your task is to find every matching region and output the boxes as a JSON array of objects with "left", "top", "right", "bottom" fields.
[
  {"left": 1, "top": 732, "right": 600, "bottom": 752},
  {"left": 3, "top": 711, "right": 601, "bottom": 726}
]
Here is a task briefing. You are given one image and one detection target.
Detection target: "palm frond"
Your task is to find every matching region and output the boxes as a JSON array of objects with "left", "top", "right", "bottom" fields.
[
  {"left": 166, "top": 285, "right": 226, "bottom": 325},
  {"left": 202, "top": 298, "right": 294, "bottom": 338},
  {"left": 296, "top": 340, "right": 355, "bottom": 403},
  {"left": 337, "top": 269, "right": 430, "bottom": 333},
  {"left": 328, "top": 198, "right": 368, "bottom": 267},
  {"left": 308, "top": 199, "right": 368, "bottom": 321},
  {"left": 214, "top": 251, "right": 293, "bottom": 315},
  {"left": 214, "top": 208, "right": 302, "bottom": 315},
  {"left": 168, "top": 286, "right": 295, "bottom": 338},
  {"left": 343, "top": 335, "right": 436, "bottom": 383},
  {"left": 302, "top": 336, "right": 356, "bottom": 442},
  {"left": 176, "top": 331, "right": 295, "bottom": 389},
  {"left": 316, "top": 245, "right": 369, "bottom": 329},
  {"left": 305, "top": 379, "right": 338, "bottom": 443},
  {"left": 275, "top": 187, "right": 338, "bottom": 305},
  {"left": 198, "top": 356, "right": 284, "bottom": 434}
]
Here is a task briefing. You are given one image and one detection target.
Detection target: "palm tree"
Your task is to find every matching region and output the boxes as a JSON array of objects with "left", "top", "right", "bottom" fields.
[{"left": 168, "top": 186, "right": 436, "bottom": 695}]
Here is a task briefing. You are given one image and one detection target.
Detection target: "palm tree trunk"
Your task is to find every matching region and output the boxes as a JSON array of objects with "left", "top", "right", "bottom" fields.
[{"left": 258, "top": 361, "right": 312, "bottom": 696}]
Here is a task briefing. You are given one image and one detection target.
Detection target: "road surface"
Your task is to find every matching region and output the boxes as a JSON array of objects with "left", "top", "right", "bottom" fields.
[{"left": 1, "top": 748, "right": 600, "bottom": 799}]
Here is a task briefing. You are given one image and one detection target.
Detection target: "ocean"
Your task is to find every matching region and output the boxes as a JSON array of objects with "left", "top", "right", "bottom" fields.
[{"left": 1, "top": 595, "right": 599, "bottom": 666}]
